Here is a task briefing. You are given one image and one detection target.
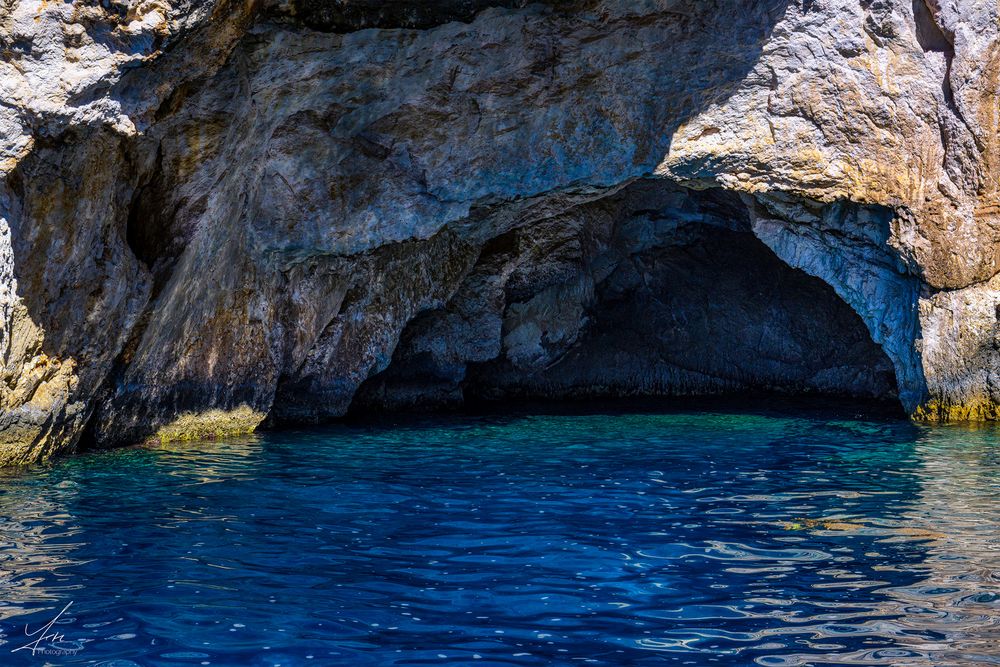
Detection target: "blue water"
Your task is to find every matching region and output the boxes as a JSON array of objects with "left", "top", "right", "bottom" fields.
[{"left": 2, "top": 409, "right": 1000, "bottom": 665}]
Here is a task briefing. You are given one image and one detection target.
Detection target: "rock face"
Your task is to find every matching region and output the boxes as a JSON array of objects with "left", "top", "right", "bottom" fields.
[{"left": 1, "top": 0, "right": 999, "bottom": 464}]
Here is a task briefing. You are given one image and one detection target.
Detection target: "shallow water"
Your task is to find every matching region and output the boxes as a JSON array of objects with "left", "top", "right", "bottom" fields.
[{"left": 1, "top": 409, "right": 1000, "bottom": 665}]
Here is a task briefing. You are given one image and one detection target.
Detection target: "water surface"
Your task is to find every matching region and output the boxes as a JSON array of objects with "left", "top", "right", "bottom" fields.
[{"left": 2, "top": 408, "right": 1000, "bottom": 665}]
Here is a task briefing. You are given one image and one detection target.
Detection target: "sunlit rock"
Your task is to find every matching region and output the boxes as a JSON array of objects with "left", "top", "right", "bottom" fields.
[{"left": 1, "top": 0, "right": 1000, "bottom": 463}]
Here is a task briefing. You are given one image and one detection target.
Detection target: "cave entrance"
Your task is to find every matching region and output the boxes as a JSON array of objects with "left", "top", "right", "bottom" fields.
[{"left": 352, "top": 181, "right": 901, "bottom": 415}]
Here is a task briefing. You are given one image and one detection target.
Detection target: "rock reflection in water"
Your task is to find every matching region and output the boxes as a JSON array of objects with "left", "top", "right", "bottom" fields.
[
  {"left": 873, "top": 427, "right": 1000, "bottom": 666},
  {"left": 0, "top": 413, "right": 998, "bottom": 665}
]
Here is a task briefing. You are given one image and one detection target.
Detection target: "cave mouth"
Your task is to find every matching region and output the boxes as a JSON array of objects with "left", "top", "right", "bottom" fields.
[{"left": 351, "top": 181, "right": 902, "bottom": 417}]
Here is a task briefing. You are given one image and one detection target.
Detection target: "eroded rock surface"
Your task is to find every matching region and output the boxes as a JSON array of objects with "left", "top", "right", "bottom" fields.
[
  {"left": 355, "top": 182, "right": 900, "bottom": 409},
  {"left": 1, "top": 0, "right": 999, "bottom": 463}
]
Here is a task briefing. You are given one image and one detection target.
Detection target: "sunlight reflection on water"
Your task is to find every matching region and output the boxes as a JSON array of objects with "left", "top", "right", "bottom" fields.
[{"left": 0, "top": 411, "right": 998, "bottom": 665}]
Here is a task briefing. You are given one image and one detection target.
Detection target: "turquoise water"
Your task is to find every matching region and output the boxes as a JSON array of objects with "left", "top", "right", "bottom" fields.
[{"left": 1, "top": 409, "right": 1000, "bottom": 665}]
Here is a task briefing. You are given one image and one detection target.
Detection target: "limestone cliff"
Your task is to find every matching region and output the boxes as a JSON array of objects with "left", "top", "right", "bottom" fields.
[{"left": 1, "top": 0, "right": 998, "bottom": 464}]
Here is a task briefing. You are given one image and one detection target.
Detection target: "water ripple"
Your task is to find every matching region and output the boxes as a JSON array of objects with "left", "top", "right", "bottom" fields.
[{"left": 0, "top": 412, "right": 998, "bottom": 664}]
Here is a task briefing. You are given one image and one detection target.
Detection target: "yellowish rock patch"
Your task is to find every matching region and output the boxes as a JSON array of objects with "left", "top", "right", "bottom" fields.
[{"left": 149, "top": 405, "right": 266, "bottom": 444}]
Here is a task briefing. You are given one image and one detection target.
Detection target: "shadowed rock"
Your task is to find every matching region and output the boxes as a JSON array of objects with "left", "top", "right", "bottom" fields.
[
  {"left": 2, "top": 0, "right": 1000, "bottom": 464},
  {"left": 270, "top": 0, "right": 592, "bottom": 31}
]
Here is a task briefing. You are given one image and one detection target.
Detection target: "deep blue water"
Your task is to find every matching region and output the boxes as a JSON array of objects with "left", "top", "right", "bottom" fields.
[{"left": 2, "top": 408, "right": 1000, "bottom": 665}]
